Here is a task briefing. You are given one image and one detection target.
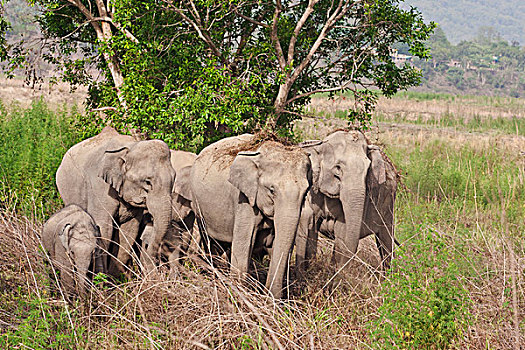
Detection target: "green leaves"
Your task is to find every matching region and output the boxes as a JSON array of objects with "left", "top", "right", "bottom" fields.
[
  {"left": 2, "top": 0, "right": 434, "bottom": 147},
  {"left": 370, "top": 226, "right": 471, "bottom": 349}
]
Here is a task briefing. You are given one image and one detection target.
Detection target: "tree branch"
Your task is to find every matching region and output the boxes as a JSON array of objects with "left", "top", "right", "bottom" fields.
[
  {"left": 163, "top": 1, "right": 226, "bottom": 64},
  {"left": 270, "top": 1, "right": 286, "bottom": 70},
  {"left": 287, "top": 0, "right": 318, "bottom": 65}
]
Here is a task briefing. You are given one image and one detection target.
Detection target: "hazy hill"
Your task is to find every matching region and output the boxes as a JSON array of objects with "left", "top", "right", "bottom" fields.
[{"left": 403, "top": 0, "right": 525, "bottom": 45}]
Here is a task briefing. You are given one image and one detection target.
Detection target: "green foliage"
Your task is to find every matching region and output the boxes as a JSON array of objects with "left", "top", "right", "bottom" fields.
[
  {"left": 0, "top": 292, "right": 84, "bottom": 348},
  {"left": 387, "top": 140, "right": 524, "bottom": 229},
  {"left": 233, "top": 334, "right": 265, "bottom": 350},
  {"left": 2, "top": 0, "right": 434, "bottom": 150},
  {"left": 0, "top": 99, "right": 81, "bottom": 218},
  {"left": 413, "top": 24, "right": 525, "bottom": 96},
  {"left": 370, "top": 226, "right": 471, "bottom": 349}
]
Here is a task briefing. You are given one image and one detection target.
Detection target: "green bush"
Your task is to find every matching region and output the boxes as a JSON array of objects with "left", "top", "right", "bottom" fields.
[
  {"left": 0, "top": 295, "right": 85, "bottom": 348},
  {"left": 370, "top": 226, "right": 471, "bottom": 349},
  {"left": 0, "top": 99, "right": 82, "bottom": 218}
]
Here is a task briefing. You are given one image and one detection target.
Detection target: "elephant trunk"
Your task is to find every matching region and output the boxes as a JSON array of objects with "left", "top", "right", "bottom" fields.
[
  {"left": 75, "top": 255, "right": 92, "bottom": 298},
  {"left": 94, "top": 244, "right": 106, "bottom": 275},
  {"left": 266, "top": 198, "right": 303, "bottom": 298},
  {"left": 334, "top": 185, "right": 367, "bottom": 270},
  {"left": 144, "top": 193, "right": 172, "bottom": 269}
]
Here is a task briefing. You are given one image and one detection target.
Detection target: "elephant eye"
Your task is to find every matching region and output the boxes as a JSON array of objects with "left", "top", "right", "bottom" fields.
[
  {"left": 144, "top": 179, "right": 153, "bottom": 191},
  {"left": 333, "top": 164, "right": 342, "bottom": 179},
  {"left": 268, "top": 186, "right": 275, "bottom": 195}
]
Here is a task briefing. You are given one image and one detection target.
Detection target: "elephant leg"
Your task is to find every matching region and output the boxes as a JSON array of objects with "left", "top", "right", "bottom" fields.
[
  {"left": 331, "top": 220, "right": 357, "bottom": 272},
  {"left": 188, "top": 219, "right": 201, "bottom": 254},
  {"left": 111, "top": 215, "right": 142, "bottom": 276},
  {"left": 91, "top": 211, "right": 116, "bottom": 277},
  {"left": 376, "top": 221, "right": 395, "bottom": 269},
  {"left": 179, "top": 212, "right": 196, "bottom": 259},
  {"left": 295, "top": 208, "right": 317, "bottom": 281},
  {"left": 230, "top": 202, "right": 257, "bottom": 280}
]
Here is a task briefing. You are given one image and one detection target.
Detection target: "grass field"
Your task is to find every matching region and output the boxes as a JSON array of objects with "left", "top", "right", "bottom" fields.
[{"left": 1, "top": 91, "right": 524, "bottom": 349}]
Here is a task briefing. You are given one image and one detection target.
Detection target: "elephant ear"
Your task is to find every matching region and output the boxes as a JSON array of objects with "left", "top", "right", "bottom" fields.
[
  {"left": 98, "top": 146, "right": 129, "bottom": 194},
  {"left": 367, "top": 145, "right": 386, "bottom": 185},
  {"left": 229, "top": 151, "right": 260, "bottom": 207},
  {"left": 172, "top": 166, "right": 193, "bottom": 201},
  {"left": 58, "top": 223, "right": 72, "bottom": 254},
  {"left": 299, "top": 140, "right": 323, "bottom": 185}
]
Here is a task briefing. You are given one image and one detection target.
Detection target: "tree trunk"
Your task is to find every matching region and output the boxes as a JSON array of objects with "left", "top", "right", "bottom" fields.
[
  {"left": 90, "top": 1, "right": 127, "bottom": 108},
  {"left": 267, "top": 82, "right": 291, "bottom": 130}
]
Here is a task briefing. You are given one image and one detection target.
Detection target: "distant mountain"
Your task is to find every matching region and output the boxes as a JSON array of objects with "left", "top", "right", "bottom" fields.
[{"left": 403, "top": 0, "right": 525, "bottom": 45}]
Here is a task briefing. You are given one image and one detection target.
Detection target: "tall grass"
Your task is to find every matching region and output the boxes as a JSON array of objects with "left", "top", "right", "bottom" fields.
[
  {"left": 0, "top": 99, "right": 82, "bottom": 219},
  {"left": 375, "top": 111, "right": 525, "bottom": 136},
  {"left": 393, "top": 90, "right": 525, "bottom": 108},
  {"left": 1, "top": 95, "right": 524, "bottom": 348}
]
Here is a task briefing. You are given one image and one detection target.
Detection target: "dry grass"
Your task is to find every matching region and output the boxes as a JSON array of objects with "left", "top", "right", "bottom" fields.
[
  {"left": 0, "top": 204, "right": 389, "bottom": 349},
  {"left": 0, "top": 77, "right": 87, "bottom": 111},
  {"left": 1, "top": 91, "right": 525, "bottom": 349},
  {"left": 307, "top": 94, "right": 525, "bottom": 122},
  {"left": 2, "top": 195, "right": 524, "bottom": 348}
]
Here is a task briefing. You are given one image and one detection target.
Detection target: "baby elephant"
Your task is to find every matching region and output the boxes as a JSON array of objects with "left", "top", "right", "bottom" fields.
[{"left": 42, "top": 204, "right": 105, "bottom": 297}]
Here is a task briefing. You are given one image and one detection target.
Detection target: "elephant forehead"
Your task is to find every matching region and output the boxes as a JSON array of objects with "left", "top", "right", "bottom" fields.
[
  {"left": 259, "top": 157, "right": 310, "bottom": 179},
  {"left": 131, "top": 140, "right": 171, "bottom": 159},
  {"left": 69, "top": 230, "right": 97, "bottom": 246},
  {"left": 325, "top": 130, "right": 367, "bottom": 146},
  {"left": 258, "top": 142, "right": 309, "bottom": 163}
]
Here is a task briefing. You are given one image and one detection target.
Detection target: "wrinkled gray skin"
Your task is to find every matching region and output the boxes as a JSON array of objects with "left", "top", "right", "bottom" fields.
[
  {"left": 360, "top": 145, "right": 398, "bottom": 268},
  {"left": 116, "top": 149, "right": 197, "bottom": 272},
  {"left": 41, "top": 204, "right": 104, "bottom": 297},
  {"left": 296, "top": 131, "right": 393, "bottom": 278},
  {"left": 140, "top": 219, "right": 186, "bottom": 271},
  {"left": 186, "top": 134, "right": 311, "bottom": 298},
  {"left": 170, "top": 150, "right": 197, "bottom": 230},
  {"left": 56, "top": 127, "right": 175, "bottom": 274}
]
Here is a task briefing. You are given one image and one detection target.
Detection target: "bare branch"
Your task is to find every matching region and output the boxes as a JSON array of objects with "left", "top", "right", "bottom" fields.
[
  {"left": 289, "top": 0, "right": 352, "bottom": 84},
  {"left": 163, "top": 1, "right": 225, "bottom": 63},
  {"left": 103, "top": 17, "right": 139, "bottom": 44},
  {"left": 287, "top": 0, "right": 318, "bottom": 65},
  {"left": 232, "top": 6, "right": 269, "bottom": 28},
  {"left": 286, "top": 83, "right": 352, "bottom": 105},
  {"left": 270, "top": 1, "right": 286, "bottom": 70},
  {"left": 65, "top": 0, "right": 102, "bottom": 38}
]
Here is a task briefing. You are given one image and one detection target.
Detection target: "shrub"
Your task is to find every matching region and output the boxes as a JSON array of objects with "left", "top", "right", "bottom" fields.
[
  {"left": 0, "top": 99, "right": 82, "bottom": 218},
  {"left": 370, "top": 226, "right": 471, "bottom": 349}
]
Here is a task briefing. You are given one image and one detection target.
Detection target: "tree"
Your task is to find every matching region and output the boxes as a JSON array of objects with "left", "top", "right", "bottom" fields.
[
  {"left": 2, "top": 0, "right": 435, "bottom": 150},
  {"left": 0, "top": 2, "right": 11, "bottom": 61}
]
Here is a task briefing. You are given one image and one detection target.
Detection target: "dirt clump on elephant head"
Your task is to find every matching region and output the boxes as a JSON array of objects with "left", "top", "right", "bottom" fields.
[{"left": 213, "top": 132, "right": 302, "bottom": 169}]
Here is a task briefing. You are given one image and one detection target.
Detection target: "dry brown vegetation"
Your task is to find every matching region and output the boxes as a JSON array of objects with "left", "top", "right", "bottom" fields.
[
  {"left": 0, "top": 77, "right": 87, "bottom": 110},
  {"left": 1, "top": 88, "right": 525, "bottom": 349}
]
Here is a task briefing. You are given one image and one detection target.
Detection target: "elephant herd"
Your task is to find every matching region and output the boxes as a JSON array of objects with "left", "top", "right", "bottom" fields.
[{"left": 41, "top": 126, "right": 399, "bottom": 299}]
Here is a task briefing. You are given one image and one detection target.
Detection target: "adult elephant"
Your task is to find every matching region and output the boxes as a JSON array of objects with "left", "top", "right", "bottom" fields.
[
  {"left": 183, "top": 134, "right": 311, "bottom": 298},
  {"left": 116, "top": 149, "right": 198, "bottom": 272},
  {"left": 56, "top": 126, "right": 175, "bottom": 274},
  {"left": 295, "top": 130, "right": 397, "bottom": 278}
]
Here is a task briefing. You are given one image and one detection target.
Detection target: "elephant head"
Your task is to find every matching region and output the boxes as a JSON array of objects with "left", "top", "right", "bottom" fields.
[
  {"left": 99, "top": 139, "right": 176, "bottom": 262},
  {"left": 229, "top": 141, "right": 311, "bottom": 297},
  {"left": 300, "top": 131, "right": 386, "bottom": 269},
  {"left": 57, "top": 210, "right": 104, "bottom": 295}
]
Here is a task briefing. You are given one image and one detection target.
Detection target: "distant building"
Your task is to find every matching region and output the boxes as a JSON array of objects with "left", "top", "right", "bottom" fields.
[
  {"left": 447, "top": 59, "right": 462, "bottom": 68},
  {"left": 390, "top": 49, "right": 412, "bottom": 66}
]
